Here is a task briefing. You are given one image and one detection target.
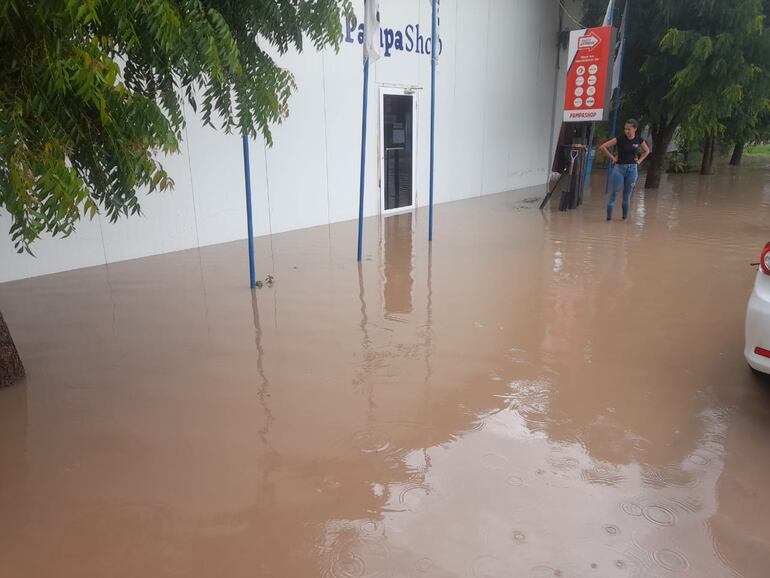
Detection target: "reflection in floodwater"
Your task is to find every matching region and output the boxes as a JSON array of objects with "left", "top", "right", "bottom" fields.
[
  {"left": 384, "top": 213, "right": 414, "bottom": 317},
  {"left": 2, "top": 162, "right": 770, "bottom": 577}
]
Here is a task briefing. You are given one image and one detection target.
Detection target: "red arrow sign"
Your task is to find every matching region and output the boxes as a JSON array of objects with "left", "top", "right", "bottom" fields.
[{"left": 578, "top": 32, "right": 602, "bottom": 51}]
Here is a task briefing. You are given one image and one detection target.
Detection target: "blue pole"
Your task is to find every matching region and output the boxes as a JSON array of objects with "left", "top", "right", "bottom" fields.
[
  {"left": 429, "top": 0, "right": 437, "bottom": 242},
  {"left": 588, "top": 0, "right": 616, "bottom": 190},
  {"left": 242, "top": 135, "right": 256, "bottom": 289},
  {"left": 605, "top": 91, "right": 622, "bottom": 194},
  {"left": 583, "top": 138, "right": 596, "bottom": 189},
  {"left": 357, "top": 57, "right": 370, "bottom": 262},
  {"left": 605, "top": 1, "right": 629, "bottom": 193}
]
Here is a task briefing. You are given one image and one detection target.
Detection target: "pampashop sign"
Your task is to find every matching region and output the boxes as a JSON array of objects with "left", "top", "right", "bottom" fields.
[{"left": 343, "top": 16, "right": 444, "bottom": 58}]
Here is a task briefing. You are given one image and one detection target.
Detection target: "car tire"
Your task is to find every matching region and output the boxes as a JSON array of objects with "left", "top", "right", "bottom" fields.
[{"left": 749, "top": 364, "right": 770, "bottom": 381}]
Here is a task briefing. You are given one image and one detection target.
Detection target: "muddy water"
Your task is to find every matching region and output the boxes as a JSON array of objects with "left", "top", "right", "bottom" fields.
[{"left": 2, "top": 161, "right": 770, "bottom": 577}]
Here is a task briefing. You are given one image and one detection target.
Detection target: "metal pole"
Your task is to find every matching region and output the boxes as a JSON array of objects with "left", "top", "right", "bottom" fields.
[
  {"left": 583, "top": 124, "right": 595, "bottom": 189},
  {"left": 429, "top": 0, "right": 438, "bottom": 242},
  {"left": 242, "top": 135, "right": 256, "bottom": 289},
  {"left": 583, "top": 0, "right": 612, "bottom": 192},
  {"left": 546, "top": 3, "right": 563, "bottom": 196},
  {"left": 357, "top": 57, "right": 370, "bottom": 262},
  {"left": 605, "top": 95, "right": 621, "bottom": 194},
  {"left": 606, "top": 0, "right": 629, "bottom": 193}
]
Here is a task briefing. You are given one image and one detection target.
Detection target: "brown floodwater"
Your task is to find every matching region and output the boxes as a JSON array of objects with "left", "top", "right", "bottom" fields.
[{"left": 2, "top": 160, "right": 770, "bottom": 577}]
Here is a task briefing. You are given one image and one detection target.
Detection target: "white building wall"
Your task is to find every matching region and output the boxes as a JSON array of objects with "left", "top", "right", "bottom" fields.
[{"left": 0, "top": 0, "right": 562, "bottom": 283}]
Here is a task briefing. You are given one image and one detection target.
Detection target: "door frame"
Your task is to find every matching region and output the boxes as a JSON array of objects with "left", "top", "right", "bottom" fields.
[{"left": 379, "top": 86, "right": 417, "bottom": 216}]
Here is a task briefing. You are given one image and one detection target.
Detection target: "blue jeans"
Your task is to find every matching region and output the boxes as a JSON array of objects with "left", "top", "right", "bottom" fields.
[{"left": 607, "top": 163, "right": 638, "bottom": 220}]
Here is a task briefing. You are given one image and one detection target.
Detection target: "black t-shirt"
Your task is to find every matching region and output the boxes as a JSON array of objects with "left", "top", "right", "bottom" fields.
[{"left": 617, "top": 134, "right": 644, "bottom": 164}]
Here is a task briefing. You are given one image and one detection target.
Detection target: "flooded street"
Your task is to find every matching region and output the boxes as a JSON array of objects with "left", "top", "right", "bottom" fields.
[{"left": 2, "top": 161, "right": 770, "bottom": 577}]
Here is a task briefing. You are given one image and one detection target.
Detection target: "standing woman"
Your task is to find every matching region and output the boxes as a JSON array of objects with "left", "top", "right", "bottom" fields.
[{"left": 599, "top": 119, "right": 650, "bottom": 220}]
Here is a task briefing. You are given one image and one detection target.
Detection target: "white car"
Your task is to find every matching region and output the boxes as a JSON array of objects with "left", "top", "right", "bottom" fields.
[{"left": 746, "top": 242, "right": 770, "bottom": 375}]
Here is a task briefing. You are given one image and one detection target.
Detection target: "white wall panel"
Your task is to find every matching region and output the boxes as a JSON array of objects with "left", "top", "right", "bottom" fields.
[
  {"left": 446, "top": 0, "right": 490, "bottom": 201},
  {"left": 99, "top": 147, "right": 198, "bottom": 263},
  {"left": 0, "top": 212, "right": 105, "bottom": 281},
  {"left": 184, "top": 111, "right": 248, "bottom": 248},
  {"left": 322, "top": 47, "right": 367, "bottom": 224},
  {"left": 265, "top": 47, "right": 331, "bottom": 234}
]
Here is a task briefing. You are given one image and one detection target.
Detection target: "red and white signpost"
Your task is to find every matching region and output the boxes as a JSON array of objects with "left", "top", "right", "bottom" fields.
[{"left": 563, "top": 26, "right": 615, "bottom": 122}]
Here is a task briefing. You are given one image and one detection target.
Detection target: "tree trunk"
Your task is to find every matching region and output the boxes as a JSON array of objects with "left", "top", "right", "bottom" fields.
[
  {"left": 645, "top": 146, "right": 667, "bottom": 189},
  {"left": 701, "top": 134, "right": 715, "bottom": 175},
  {"left": 645, "top": 122, "right": 678, "bottom": 189},
  {"left": 0, "top": 311, "right": 24, "bottom": 387},
  {"left": 729, "top": 141, "right": 745, "bottom": 166}
]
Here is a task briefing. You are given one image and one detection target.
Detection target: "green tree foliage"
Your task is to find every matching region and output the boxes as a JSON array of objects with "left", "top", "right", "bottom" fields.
[
  {"left": 662, "top": 0, "right": 766, "bottom": 173},
  {"left": 724, "top": 6, "right": 770, "bottom": 165},
  {"left": 0, "top": 0, "right": 352, "bottom": 252},
  {"left": 663, "top": 2, "right": 764, "bottom": 137},
  {"left": 581, "top": 0, "right": 768, "bottom": 185}
]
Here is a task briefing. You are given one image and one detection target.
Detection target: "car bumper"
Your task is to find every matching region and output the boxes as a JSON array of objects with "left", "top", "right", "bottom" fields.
[{"left": 746, "top": 272, "right": 770, "bottom": 374}]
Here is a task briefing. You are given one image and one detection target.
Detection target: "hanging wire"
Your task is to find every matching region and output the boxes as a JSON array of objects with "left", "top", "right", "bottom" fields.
[{"left": 558, "top": 0, "right": 588, "bottom": 29}]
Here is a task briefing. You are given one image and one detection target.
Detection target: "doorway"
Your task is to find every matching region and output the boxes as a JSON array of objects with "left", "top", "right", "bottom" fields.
[{"left": 380, "top": 89, "right": 416, "bottom": 214}]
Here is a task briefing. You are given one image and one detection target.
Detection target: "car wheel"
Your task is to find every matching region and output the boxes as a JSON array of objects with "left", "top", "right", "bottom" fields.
[{"left": 749, "top": 364, "right": 770, "bottom": 381}]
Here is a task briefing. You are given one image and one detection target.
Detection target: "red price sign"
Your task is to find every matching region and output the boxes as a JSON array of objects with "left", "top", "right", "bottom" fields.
[{"left": 563, "top": 26, "right": 614, "bottom": 122}]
